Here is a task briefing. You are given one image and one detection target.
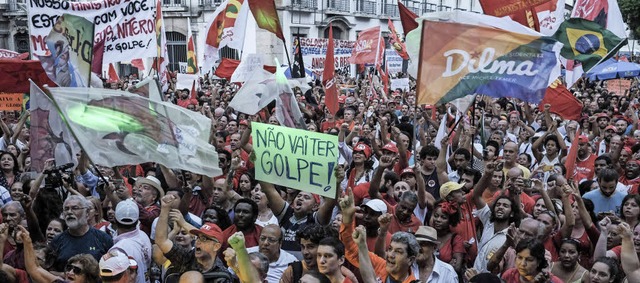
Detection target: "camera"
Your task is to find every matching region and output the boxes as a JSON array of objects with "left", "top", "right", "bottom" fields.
[{"left": 44, "top": 163, "right": 74, "bottom": 189}]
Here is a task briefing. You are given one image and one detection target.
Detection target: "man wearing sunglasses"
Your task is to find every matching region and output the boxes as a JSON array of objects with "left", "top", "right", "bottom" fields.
[{"left": 155, "top": 194, "right": 232, "bottom": 282}]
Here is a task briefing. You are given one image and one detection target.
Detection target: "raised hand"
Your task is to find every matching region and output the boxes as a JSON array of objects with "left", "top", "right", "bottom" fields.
[
  {"left": 338, "top": 187, "right": 356, "bottom": 220},
  {"left": 352, "top": 225, "right": 367, "bottom": 246},
  {"left": 378, "top": 213, "right": 392, "bottom": 231},
  {"left": 378, "top": 155, "right": 394, "bottom": 169},
  {"left": 161, "top": 194, "right": 177, "bottom": 208},
  {"left": 228, "top": 231, "right": 246, "bottom": 250}
]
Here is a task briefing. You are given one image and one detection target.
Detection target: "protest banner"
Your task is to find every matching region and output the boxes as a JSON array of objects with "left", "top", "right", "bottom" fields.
[
  {"left": 605, "top": 79, "right": 632, "bottom": 95},
  {"left": 390, "top": 78, "right": 410, "bottom": 91},
  {"left": 38, "top": 14, "right": 94, "bottom": 87},
  {"left": 27, "top": 0, "right": 156, "bottom": 65},
  {"left": 251, "top": 122, "right": 339, "bottom": 198},
  {"left": 179, "top": 62, "right": 188, "bottom": 74},
  {"left": 231, "top": 54, "right": 264, "bottom": 83},
  {"left": 298, "top": 37, "right": 355, "bottom": 76},
  {"left": 0, "top": 49, "right": 28, "bottom": 60},
  {"left": 386, "top": 49, "right": 404, "bottom": 75},
  {"left": 0, "top": 93, "right": 24, "bottom": 111},
  {"left": 349, "top": 26, "right": 381, "bottom": 65}
]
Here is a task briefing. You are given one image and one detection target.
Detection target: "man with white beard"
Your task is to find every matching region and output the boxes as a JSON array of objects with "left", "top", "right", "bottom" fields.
[{"left": 49, "top": 195, "right": 113, "bottom": 273}]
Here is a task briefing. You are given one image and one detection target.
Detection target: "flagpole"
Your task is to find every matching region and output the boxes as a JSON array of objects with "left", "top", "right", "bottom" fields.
[{"left": 283, "top": 39, "right": 293, "bottom": 72}]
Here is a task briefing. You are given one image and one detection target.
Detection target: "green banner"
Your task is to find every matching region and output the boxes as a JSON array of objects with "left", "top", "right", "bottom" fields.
[{"left": 252, "top": 122, "right": 339, "bottom": 198}]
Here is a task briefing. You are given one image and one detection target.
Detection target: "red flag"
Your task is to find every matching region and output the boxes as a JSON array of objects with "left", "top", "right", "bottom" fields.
[
  {"left": 0, "top": 60, "right": 56, "bottom": 93},
  {"left": 478, "top": 0, "right": 546, "bottom": 31},
  {"left": 248, "top": 0, "right": 285, "bottom": 41},
  {"left": 565, "top": 127, "right": 582, "bottom": 180},
  {"left": 323, "top": 25, "right": 339, "bottom": 115},
  {"left": 539, "top": 79, "right": 583, "bottom": 120},
  {"left": 388, "top": 19, "right": 409, "bottom": 60},
  {"left": 398, "top": 0, "right": 418, "bottom": 34},
  {"left": 349, "top": 26, "right": 381, "bottom": 65},
  {"left": 190, "top": 79, "right": 197, "bottom": 101},
  {"left": 108, "top": 63, "right": 119, "bottom": 83},
  {"left": 92, "top": 36, "right": 105, "bottom": 75},
  {"left": 131, "top": 59, "right": 145, "bottom": 71},
  {"left": 214, "top": 58, "right": 241, "bottom": 80},
  {"left": 377, "top": 38, "right": 389, "bottom": 94}
]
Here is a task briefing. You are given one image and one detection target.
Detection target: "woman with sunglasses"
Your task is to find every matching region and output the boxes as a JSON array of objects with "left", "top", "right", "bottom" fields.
[{"left": 18, "top": 225, "right": 100, "bottom": 283}]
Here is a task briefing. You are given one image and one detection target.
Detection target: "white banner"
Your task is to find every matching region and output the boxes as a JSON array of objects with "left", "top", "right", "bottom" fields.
[
  {"left": 298, "top": 37, "right": 355, "bottom": 77},
  {"left": 390, "top": 78, "right": 410, "bottom": 91},
  {"left": 385, "top": 49, "right": 403, "bottom": 75},
  {"left": 176, "top": 73, "right": 198, "bottom": 91},
  {"left": 27, "top": 0, "right": 156, "bottom": 65}
]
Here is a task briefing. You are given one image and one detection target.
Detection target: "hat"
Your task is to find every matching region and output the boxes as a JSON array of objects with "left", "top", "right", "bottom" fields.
[
  {"left": 338, "top": 95, "right": 347, "bottom": 104},
  {"left": 353, "top": 143, "right": 372, "bottom": 159},
  {"left": 382, "top": 143, "right": 399, "bottom": 154},
  {"left": 577, "top": 135, "right": 589, "bottom": 144},
  {"left": 99, "top": 250, "right": 131, "bottom": 277},
  {"left": 400, "top": 168, "right": 415, "bottom": 176},
  {"left": 414, "top": 226, "right": 440, "bottom": 244},
  {"left": 136, "top": 176, "right": 164, "bottom": 200},
  {"left": 239, "top": 119, "right": 249, "bottom": 126},
  {"left": 605, "top": 125, "right": 617, "bottom": 132},
  {"left": 362, "top": 199, "right": 387, "bottom": 214},
  {"left": 312, "top": 194, "right": 321, "bottom": 204},
  {"left": 439, "top": 181, "right": 464, "bottom": 199},
  {"left": 596, "top": 113, "right": 610, "bottom": 120},
  {"left": 115, "top": 199, "right": 139, "bottom": 225},
  {"left": 190, "top": 222, "right": 223, "bottom": 242}
]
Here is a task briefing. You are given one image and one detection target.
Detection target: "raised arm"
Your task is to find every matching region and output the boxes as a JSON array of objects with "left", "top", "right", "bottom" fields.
[
  {"left": 21, "top": 194, "right": 45, "bottom": 243},
  {"left": 374, "top": 213, "right": 392, "bottom": 258},
  {"left": 259, "top": 181, "right": 286, "bottom": 216},
  {"left": 155, "top": 195, "right": 177, "bottom": 254},
  {"left": 415, "top": 165, "right": 434, "bottom": 210},
  {"left": 558, "top": 184, "right": 575, "bottom": 239},
  {"left": 159, "top": 165, "right": 179, "bottom": 189},
  {"left": 369, "top": 155, "right": 394, "bottom": 200},
  {"left": 224, "top": 233, "right": 262, "bottom": 283},
  {"left": 487, "top": 223, "right": 516, "bottom": 274},
  {"left": 436, "top": 137, "right": 450, "bottom": 184},
  {"left": 619, "top": 222, "right": 640, "bottom": 281},
  {"left": 20, "top": 225, "right": 61, "bottom": 283},
  {"left": 354, "top": 225, "right": 380, "bottom": 283},
  {"left": 10, "top": 111, "right": 29, "bottom": 144},
  {"left": 473, "top": 161, "right": 497, "bottom": 209}
]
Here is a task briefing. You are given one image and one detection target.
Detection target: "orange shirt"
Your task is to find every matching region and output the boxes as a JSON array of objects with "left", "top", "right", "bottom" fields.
[{"left": 340, "top": 221, "right": 417, "bottom": 283}]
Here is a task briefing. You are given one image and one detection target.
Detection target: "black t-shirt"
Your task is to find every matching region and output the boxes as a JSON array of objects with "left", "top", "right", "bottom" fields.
[{"left": 49, "top": 227, "right": 113, "bottom": 272}]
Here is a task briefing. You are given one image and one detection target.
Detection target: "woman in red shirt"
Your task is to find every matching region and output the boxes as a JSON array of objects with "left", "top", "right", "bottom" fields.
[
  {"left": 429, "top": 200, "right": 464, "bottom": 273},
  {"left": 501, "top": 239, "right": 563, "bottom": 283}
]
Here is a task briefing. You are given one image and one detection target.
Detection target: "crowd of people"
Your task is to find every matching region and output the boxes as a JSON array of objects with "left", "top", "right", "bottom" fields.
[{"left": 0, "top": 68, "right": 640, "bottom": 283}]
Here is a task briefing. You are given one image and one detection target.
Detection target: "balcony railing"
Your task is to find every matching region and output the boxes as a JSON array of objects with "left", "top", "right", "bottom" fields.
[
  {"left": 382, "top": 3, "right": 399, "bottom": 17},
  {"left": 291, "top": 0, "right": 317, "bottom": 10},
  {"left": 438, "top": 5, "right": 451, "bottom": 11},
  {"left": 355, "top": 0, "right": 376, "bottom": 14},
  {"left": 199, "top": 0, "right": 222, "bottom": 7},
  {"left": 163, "top": 0, "right": 186, "bottom": 7},
  {"left": 400, "top": 0, "right": 421, "bottom": 15},
  {"left": 454, "top": 7, "right": 466, "bottom": 11},
  {"left": 423, "top": 3, "right": 437, "bottom": 13},
  {"left": 326, "top": 0, "right": 350, "bottom": 12}
]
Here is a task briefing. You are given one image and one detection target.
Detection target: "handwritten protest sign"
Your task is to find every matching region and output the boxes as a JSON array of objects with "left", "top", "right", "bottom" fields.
[
  {"left": 605, "top": 79, "right": 632, "bottom": 96},
  {"left": 390, "top": 78, "right": 410, "bottom": 91},
  {"left": 386, "top": 49, "right": 404, "bottom": 75},
  {"left": 299, "top": 37, "right": 355, "bottom": 76},
  {"left": 231, "top": 54, "right": 264, "bottom": 83},
  {"left": 0, "top": 93, "right": 25, "bottom": 111},
  {"left": 176, "top": 73, "right": 198, "bottom": 91},
  {"left": 252, "top": 122, "right": 339, "bottom": 198},
  {"left": 27, "top": 0, "right": 156, "bottom": 65}
]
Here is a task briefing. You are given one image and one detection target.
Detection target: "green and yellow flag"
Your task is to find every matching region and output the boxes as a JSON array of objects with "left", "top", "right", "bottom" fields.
[
  {"left": 186, "top": 18, "right": 198, "bottom": 74},
  {"left": 248, "top": 0, "right": 284, "bottom": 41},
  {"left": 552, "top": 18, "right": 626, "bottom": 72}
]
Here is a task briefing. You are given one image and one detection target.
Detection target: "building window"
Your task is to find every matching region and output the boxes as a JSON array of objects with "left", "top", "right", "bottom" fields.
[{"left": 166, "top": 32, "right": 186, "bottom": 72}]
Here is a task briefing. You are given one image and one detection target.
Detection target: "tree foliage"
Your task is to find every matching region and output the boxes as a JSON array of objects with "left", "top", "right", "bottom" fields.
[{"left": 619, "top": 0, "right": 640, "bottom": 38}]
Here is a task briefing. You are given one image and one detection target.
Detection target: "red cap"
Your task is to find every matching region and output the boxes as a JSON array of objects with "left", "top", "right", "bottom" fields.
[
  {"left": 596, "top": 113, "right": 610, "bottom": 120},
  {"left": 239, "top": 119, "right": 249, "bottom": 126},
  {"left": 577, "top": 135, "right": 589, "bottom": 143},
  {"left": 400, "top": 168, "right": 415, "bottom": 176},
  {"left": 353, "top": 142, "right": 372, "bottom": 159},
  {"left": 382, "top": 143, "right": 399, "bottom": 154},
  {"left": 623, "top": 147, "right": 633, "bottom": 154},
  {"left": 312, "top": 194, "right": 321, "bottom": 204},
  {"left": 338, "top": 95, "right": 346, "bottom": 104},
  {"left": 190, "top": 223, "right": 223, "bottom": 242},
  {"left": 605, "top": 125, "right": 617, "bottom": 132}
]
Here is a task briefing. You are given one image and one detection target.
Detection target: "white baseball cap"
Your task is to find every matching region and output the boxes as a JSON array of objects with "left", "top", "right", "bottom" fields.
[{"left": 115, "top": 199, "right": 139, "bottom": 225}]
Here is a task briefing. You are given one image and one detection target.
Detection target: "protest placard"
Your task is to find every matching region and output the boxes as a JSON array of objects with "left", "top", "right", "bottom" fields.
[
  {"left": 27, "top": 0, "right": 156, "bottom": 65},
  {"left": 231, "top": 54, "right": 264, "bottom": 83},
  {"left": 251, "top": 122, "right": 339, "bottom": 198},
  {"left": 299, "top": 37, "right": 355, "bottom": 76},
  {"left": 390, "top": 78, "right": 410, "bottom": 91},
  {"left": 386, "top": 49, "right": 404, "bottom": 75},
  {"left": 0, "top": 93, "right": 24, "bottom": 111},
  {"left": 179, "top": 62, "right": 188, "bottom": 74},
  {"left": 605, "top": 79, "right": 632, "bottom": 96},
  {"left": 176, "top": 73, "right": 198, "bottom": 91}
]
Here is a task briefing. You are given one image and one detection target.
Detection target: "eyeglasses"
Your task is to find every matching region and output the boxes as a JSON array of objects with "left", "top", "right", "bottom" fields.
[
  {"left": 66, "top": 264, "right": 83, "bottom": 275},
  {"left": 259, "top": 236, "right": 280, "bottom": 244},
  {"left": 195, "top": 236, "right": 218, "bottom": 243},
  {"left": 63, "top": 206, "right": 87, "bottom": 212}
]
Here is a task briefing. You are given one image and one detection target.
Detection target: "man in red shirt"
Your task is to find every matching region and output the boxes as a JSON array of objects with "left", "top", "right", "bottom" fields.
[{"left": 574, "top": 135, "right": 597, "bottom": 181}]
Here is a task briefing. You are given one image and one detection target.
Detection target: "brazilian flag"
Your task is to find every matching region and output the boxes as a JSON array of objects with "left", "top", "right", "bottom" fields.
[{"left": 552, "top": 18, "right": 626, "bottom": 72}]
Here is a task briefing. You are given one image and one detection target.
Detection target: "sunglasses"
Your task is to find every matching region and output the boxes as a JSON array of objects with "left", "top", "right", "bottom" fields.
[{"left": 66, "top": 264, "right": 83, "bottom": 275}]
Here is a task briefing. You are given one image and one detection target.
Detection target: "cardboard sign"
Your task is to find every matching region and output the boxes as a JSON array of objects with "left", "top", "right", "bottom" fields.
[
  {"left": 605, "top": 79, "right": 632, "bottom": 96},
  {"left": 251, "top": 122, "right": 339, "bottom": 198},
  {"left": 0, "top": 93, "right": 24, "bottom": 110},
  {"left": 390, "top": 78, "right": 410, "bottom": 91}
]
